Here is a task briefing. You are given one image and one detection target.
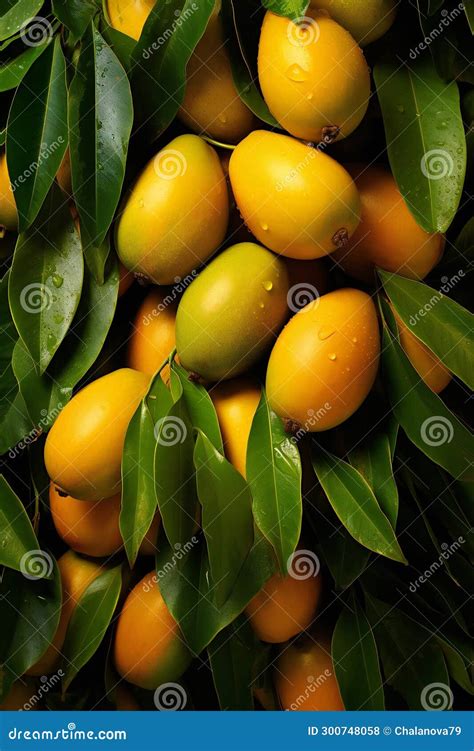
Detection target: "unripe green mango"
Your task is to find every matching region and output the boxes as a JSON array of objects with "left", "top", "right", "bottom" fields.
[{"left": 176, "top": 242, "right": 289, "bottom": 381}]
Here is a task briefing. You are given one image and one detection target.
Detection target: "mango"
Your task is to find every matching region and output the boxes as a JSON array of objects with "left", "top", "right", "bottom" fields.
[
  {"left": 266, "top": 288, "right": 379, "bottom": 431},
  {"left": 312, "top": 0, "right": 397, "bottom": 46},
  {"left": 45, "top": 368, "right": 150, "bottom": 501},
  {"left": 106, "top": 0, "right": 156, "bottom": 40},
  {"left": 0, "top": 679, "right": 38, "bottom": 710},
  {"left": 393, "top": 309, "right": 451, "bottom": 394},
  {"left": 276, "top": 638, "right": 344, "bottom": 710},
  {"left": 229, "top": 131, "right": 360, "bottom": 259},
  {"left": 114, "top": 571, "right": 191, "bottom": 689},
  {"left": 331, "top": 165, "right": 444, "bottom": 282},
  {"left": 56, "top": 148, "right": 72, "bottom": 196},
  {"left": 127, "top": 289, "right": 177, "bottom": 378},
  {"left": 258, "top": 10, "right": 370, "bottom": 142},
  {"left": 178, "top": 3, "right": 255, "bottom": 143},
  {"left": 245, "top": 563, "right": 322, "bottom": 643},
  {"left": 176, "top": 242, "right": 289, "bottom": 381},
  {"left": 116, "top": 135, "right": 229, "bottom": 285},
  {"left": 210, "top": 377, "right": 261, "bottom": 477},
  {"left": 0, "top": 152, "right": 18, "bottom": 231}
]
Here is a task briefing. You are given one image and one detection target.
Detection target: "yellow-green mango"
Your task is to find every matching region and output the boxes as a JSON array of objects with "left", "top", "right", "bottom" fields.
[
  {"left": 115, "top": 135, "right": 229, "bottom": 284},
  {"left": 311, "top": 0, "right": 397, "bottom": 46},
  {"left": 176, "top": 242, "right": 289, "bottom": 381}
]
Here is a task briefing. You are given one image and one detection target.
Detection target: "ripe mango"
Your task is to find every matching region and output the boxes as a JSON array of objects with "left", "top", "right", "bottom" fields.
[
  {"left": 393, "top": 309, "right": 451, "bottom": 394},
  {"left": 331, "top": 165, "right": 444, "bottom": 282},
  {"left": 0, "top": 152, "right": 18, "bottom": 232},
  {"left": 106, "top": 0, "right": 156, "bottom": 40},
  {"left": 276, "top": 638, "right": 344, "bottom": 710},
  {"left": 176, "top": 242, "right": 289, "bottom": 381},
  {"left": 312, "top": 0, "right": 397, "bottom": 46},
  {"left": 229, "top": 131, "right": 360, "bottom": 259},
  {"left": 115, "top": 135, "right": 229, "bottom": 285},
  {"left": 114, "top": 572, "right": 191, "bottom": 689},
  {"left": 45, "top": 368, "right": 150, "bottom": 501},
  {"left": 258, "top": 10, "right": 370, "bottom": 142},
  {"left": 266, "top": 288, "right": 379, "bottom": 431},
  {"left": 127, "top": 288, "right": 178, "bottom": 379},
  {"left": 178, "top": 3, "right": 255, "bottom": 143},
  {"left": 210, "top": 377, "right": 261, "bottom": 477}
]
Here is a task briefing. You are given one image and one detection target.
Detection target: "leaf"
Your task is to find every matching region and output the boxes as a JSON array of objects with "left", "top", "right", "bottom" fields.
[
  {"left": 170, "top": 363, "right": 223, "bottom": 451},
  {"left": 465, "top": 0, "right": 474, "bottom": 33},
  {"left": 52, "top": 0, "right": 99, "bottom": 40},
  {"left": 261, "top": 0, "right": 309, "bottom": 21},
  {"left": 100, "top": 21, "right": 136, "bottom": 70},
  {"left": 0, "top": 560, "right": 61, "bottom": 700},
  {"left": 194, "top": 431, "right": 254, "bottom": 605},
  {"left": 0, "top": 0, "right": 44, "bottom": 40},
  {"left": 349, "top": 432, "right": 399, "bottom": 529},
  {"left": 69, "top": 24, "right": 133, "bottom": 281},
  {"left": 0, "top": 475, "right": 42, "bottom": 572},
  {"left": 380, "top": 270, "right": 474, "bottom": 390},
  {"left": 374, "top": 58, "right": 466, "bottom": 233},
  {"left": 0, "top": 39, "right": 50, "bottom": 92},
  {"left": 312, "top": 448, "right": 407, "bottom": 564},
  {"left": 154, "top": 397, "right": 197, "bottom": 548},
  {"left": 61, "top": 566, "right": 122, "bottom": 690},
  {"left": 6, "top": 37, "right": 67, "bottom": 230},
  {"left": 131, "top": 0, "right": 215, "bottom": 141},
  {"left": 208, "top": 617, "right": 257, "bottom": 710},
  {"left": 379, "top": 298, "right": 474, "bottom": 481},
  {"left": 332, "top": 591, "right": 385, "bottom": 710},
  {"left": 246, "top": 390, "right": 302, "bottom": 572},
  {"left": 0, "top": 271, "right": 18, "bottom": 425}
]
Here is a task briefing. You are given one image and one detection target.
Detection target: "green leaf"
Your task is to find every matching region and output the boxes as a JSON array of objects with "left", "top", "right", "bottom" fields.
[
  {"left": 0, "top": 39, "right": 50, "bottom": 92},
  {"left": 194, "top": 431, "right": 254, "bottom": 605},
  {"left": 61, "top": 566, "right": 122, "bottom": 690},
  {"left": 374, "top": 58, "right": 466, "bottom": 233},
  {"left": 312, "top": 448, "right": 407, "bottom": 564},
  {"left": 349, "top": 432, "right": 399, "bottom": 529},
  {"left": 332, "top": 591, "right": 385, "bottom": 710},
  {"left": 0, "top": 270, "right": 18, "bottom": 425},
  {"left": 170, "top": 362, "right": 222, "bottom": 451},
  {"left": 0, "top": 559, "right": 61, "bottom": 700},
  {"left": 380, "top": 270, "right": 474, "bottom": 389},
  {"left": 154, "top": 397, "right": 197, "bottom": 548},
  {"left": 6, "top": 37, "right": 67, "bottom": 230},
  {"left": 0, "top": 0, "right": 45, "bottom": 40},
  {"left": 69, "top": 24, "right": 133, "bottom": 281},
  {"left": 8, "top": 184, "right": 83, "bottom": 375},
  {"left": 261, "top": 0, "right": 309, "bottom": 21},
  {"left": 208, "top": 617, "right": 257, "bottom": 710},
  {"left": 246, "top": 390, "right": 302, "bottom": 572},
  {"left": 379, "top": 298, "right": 474, "bottom": 481},
  {"left": 0, "top": 475, "right": 42, "bottom": 572},
  {"left": 131, "top": 0, "right": 215, "bottom": 141},
  {"left": 465, "top": 0, "right": 474, "bottom": 33},
  {"left": 52, "top": 0, "right": 99, "bottom": 40},
  {"left": 100, "top": 21, "right": 136, "bottom": 70}
]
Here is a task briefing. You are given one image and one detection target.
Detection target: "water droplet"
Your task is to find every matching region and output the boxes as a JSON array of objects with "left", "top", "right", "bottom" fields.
[
  {"left": 318, "top": 328, "right": 335, "bottom": 341},
  {"left": 261, "top": 221, "right": 269, "bottom": 231},
  {"left": 218, "top": 114, "right": 227, "bottom": 124},
  {"left": 47, "top": 333, "right": 57, "bottom": 350},
  {"left": 306, "top": 92, "right": 314, "bottom": 101},
  {"left": 328, "top": 353, "right": 337, "bottom": 361},
  {"left": 262, "top": 280, "right": 273, "bottom": 291},
  {"left": 139, "top": 199, "right": 145, "bottom": 208},
  {"left": 352, "top": 336, "right": 358, "bottom": 344},
  {"left": 259, "top": 301, "right": 265, "bottom": 309},
  {"left": 51, "top": 274, "right": 63, "bottom": 288},
  {"left": 286, "top": 64, "right": 309, "bottom": 82}
]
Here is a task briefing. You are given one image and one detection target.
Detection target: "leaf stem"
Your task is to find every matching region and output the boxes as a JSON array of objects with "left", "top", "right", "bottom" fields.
[{"left": 201, "top": 136, "right": 235, "bottom": 151}]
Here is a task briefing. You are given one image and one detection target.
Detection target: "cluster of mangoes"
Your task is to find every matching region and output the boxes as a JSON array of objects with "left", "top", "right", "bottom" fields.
[{"left": 0, "top": 0, "right": 451, "bottom": 712}]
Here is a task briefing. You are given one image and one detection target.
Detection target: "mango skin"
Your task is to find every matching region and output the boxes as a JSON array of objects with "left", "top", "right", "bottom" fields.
[
  {"left": 116, "top": 135, "right": 229, "bottom": 285},
  {"left": 27, "top": 551, "right": 103, "bottom": 676},
  {"left": 245, "top": 566, "right": 322, "bottom": 643},
  {"left": 393, "top": 310, "right": 451, "bottom": 394},
  {"left": 266, "top": 288, "right": 380, "bottom": 431},
  {"left": 106, "top": 0, "right": 156, "bottom": 40},
  {"left": 0, "top": 152, "right": 18, "bottom": 231},
  {"left": 276, "top": 639, "right": 344, "bottom": 710},
  {"left": 229, "top": 131, "right": 361, "bottom": 260},
  {"left": 210, "top": 377, "right": 261, "bottom": 477},
  {"left": 176, "top": 242, "right": 289, "bottom": 381},
  {"left": 127, "top": 289, "right": 177, "bottom": 379},
  {"left": 114, "top": 572, "right": 191, "bottom": 690},
  {"left": 331, "top": 165, "right": 444, "bottom": 282},
  {"left": 311, "top": 0, "right": 397, "bottom": 46},
  {"left": 258, "top": 10, "right": 370, "bottom": 142},
  {"left": 45, "top": 368, "right": 150, "bottom": 501},
  {"left": 178, "top": 5, "right": 255, "bottom": 143}
]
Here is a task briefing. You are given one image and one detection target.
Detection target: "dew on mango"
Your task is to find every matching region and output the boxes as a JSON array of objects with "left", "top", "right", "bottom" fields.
[
  {"left": 262, "top": 280, "right": 273, "bottom": 291},
  {"left": 286, "top": 64, "right": 309, "bottom": 83}
]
